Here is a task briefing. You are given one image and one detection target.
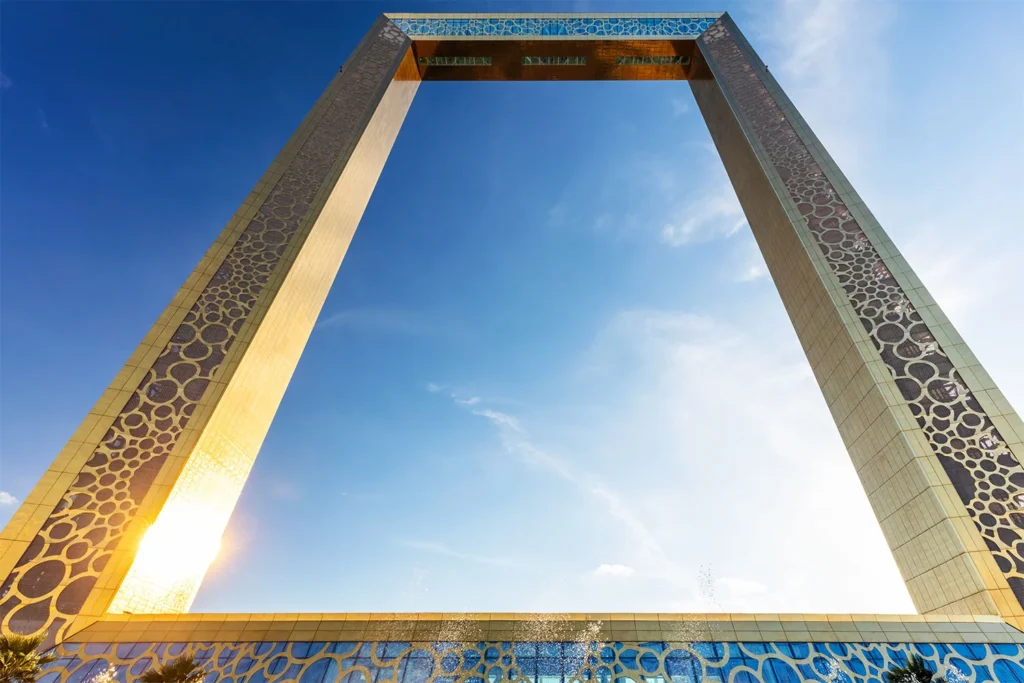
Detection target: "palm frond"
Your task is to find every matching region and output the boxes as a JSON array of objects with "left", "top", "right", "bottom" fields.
[
  {"left": 0, "top": 634, "right": 46, "bottom": 657},
  {"left": 886, "top": 654, "right": 939, "bottom": 683},
  {"left": 139, "top": 654, "right": 205, "bottom": 683},
  {"left": 0, "top": 633, "right": 57, "bottom": 683}
]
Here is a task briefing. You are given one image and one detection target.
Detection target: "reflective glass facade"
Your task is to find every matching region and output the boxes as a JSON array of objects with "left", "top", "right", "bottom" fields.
[{"left": 40, "top": 638, "right": 1024, "bottom": 683}]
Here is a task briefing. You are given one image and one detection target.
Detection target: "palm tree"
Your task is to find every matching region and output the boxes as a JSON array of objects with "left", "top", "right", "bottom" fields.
[
  {"left": 0, "top": 632, "right": 58, "bottom": 683},
  {"left": 139, "top": 654, "right": 206, "bottom": 683},
  {"left": 886, "top": 654, "right": 945, "bottom": 683}
]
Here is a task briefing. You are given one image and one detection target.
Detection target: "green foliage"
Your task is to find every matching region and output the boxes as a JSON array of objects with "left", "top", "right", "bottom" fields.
[
  {"left": 0, "top": 633, "right": 58, "bottom": 683},
  {"left": 139, "top": 654, "right": 206, "bottom": 683},
  {"left": 886, "top": 654, "right": 946, "bottom": 683}
]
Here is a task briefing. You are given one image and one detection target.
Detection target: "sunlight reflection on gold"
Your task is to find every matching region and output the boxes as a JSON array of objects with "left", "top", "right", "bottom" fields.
[
  {"left": 109, "top": 435, "right": 251, "bottom": 614},
  {"left": 104, "top": 80, "right": 418, "bottom": 616}
]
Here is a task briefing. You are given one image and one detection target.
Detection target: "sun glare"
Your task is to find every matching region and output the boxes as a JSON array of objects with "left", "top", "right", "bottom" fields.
[{"left": 108, "top": 435, "right": 253, "bottom": 614}]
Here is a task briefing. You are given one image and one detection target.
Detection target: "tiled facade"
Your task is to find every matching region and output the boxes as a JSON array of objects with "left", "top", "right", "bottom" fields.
[
  {"left": 0, "top": 16, "right": 417, "bottom": 644},
  {"left": 387, "top": 13, "right": 719, "bottom": 39},
  {"left": 690, "top": 16, "right": 1024, "bottom": 624},
  {"left": 57, "top": 613, "right": 1024, "bottom": 647},
  {"left": 35, "top": 614, "right": 1024, "bottom": 683},
  {"left": 1, "top": 11, "right": 1023, "bottom": 678}
]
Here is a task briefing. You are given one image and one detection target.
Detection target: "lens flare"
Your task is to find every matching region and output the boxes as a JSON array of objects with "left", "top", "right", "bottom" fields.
[{"left": 109, "top": 434, "right": 252, "bottom": 614}]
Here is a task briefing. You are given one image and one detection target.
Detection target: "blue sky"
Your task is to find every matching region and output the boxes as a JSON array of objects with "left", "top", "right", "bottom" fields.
[{"left": 2, "top": 0, "right": 1022, "bottom": 616}]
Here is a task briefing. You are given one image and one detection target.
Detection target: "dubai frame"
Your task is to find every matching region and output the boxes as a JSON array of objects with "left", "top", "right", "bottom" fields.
[{"left": 4, "top": 12, "right": 1024, "bottom": 682}]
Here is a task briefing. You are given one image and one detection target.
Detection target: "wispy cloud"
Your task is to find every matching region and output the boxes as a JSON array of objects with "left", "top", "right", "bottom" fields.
[
  {"left": 401, "top": 539, "right": 517, "bottom": 567},
  {"left": 659, "top": 184, "right": 745, "bottom": 247},
  {"left": 415, "top": 308, "right": 911, "bottom": 612},
  {"left": 0, "top": 72, "right": 11, "bottom": 91},
  {"left": 586, "top": 484, "right": 664, "bottom": 559},
  {"left": 572, "top": 307, "right": 915, "bottom": 612},
  {"left": 431, "top": 386, "right": 669, "bottom": 564},
  {"left": 756, "top": 0, "right": 894, "bottom": 172},
  {"left": 471, "top": 407, "right": 523, "bottom": 434},
  {"left": 545, "top": 128, "right": 745, "bottom": 256},
  {"left": 670, "top": 97, "right": 690, "bottom": 117},
  {"left": 654, "top": 138, "right": 746, "bottom": 248},
  {"left": 545, "top": 0, "right": 887, "bottom": 268},
  {"left": 753, "top": 0, "right": 1022, "bottom": 410},
  {"left": 0, "top": 491, "right": 17, "bottom": 506}
]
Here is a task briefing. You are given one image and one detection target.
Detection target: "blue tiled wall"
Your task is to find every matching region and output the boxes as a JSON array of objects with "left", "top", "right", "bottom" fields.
[
  {"left": 388, "top": 17, "right": 716, "bottom": 39},
  {"left": 41, "top": 640, "right": 1024, "bottom": 683}
]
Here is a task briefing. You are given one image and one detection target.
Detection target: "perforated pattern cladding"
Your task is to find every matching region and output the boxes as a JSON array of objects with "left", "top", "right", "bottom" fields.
[
  {"left": 39, "top": 637, "right": 1024, "bottom": 683},
  {"left": 698, "top": 19, "right": 1024, "bottom": 609},
  {"left": 0, "top": 20, "right": 410, "bottom": 640}
]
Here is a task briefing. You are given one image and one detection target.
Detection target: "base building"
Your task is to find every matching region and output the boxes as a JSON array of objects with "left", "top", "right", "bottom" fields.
[{"left": 2, "top": 12, "right": 1023, "bottom": 683}]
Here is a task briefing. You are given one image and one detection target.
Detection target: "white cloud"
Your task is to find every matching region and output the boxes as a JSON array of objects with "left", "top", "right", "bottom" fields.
[
  {"left": 0, "top": 72, "right": 11, "bottom": 91},
  {"left": 753, "top": 0, "right": 1023, "bottom": 409},
  {"left": 733, "top": 237, "right": 769, "bottom": 282},
  {"left": 593, "top": 564, "right": 635, "bottom": 578},
  {"left": 202, "top": 0, "right": 1019, "bottom": 616},
  {"left": 661, "top": 0, "right": 887, "bottom": 256},
  {"left": 412, "top": 307, "right": 911, "bottom": 613},
  {"left": 570, "top": 307, "right": 915, "bottom": 613},
  {"left": 471, "top": 407, "right": 523, "bottom": 433},
  {"left": 650, "top": 140, "right": 746, "bottom": 248},
  {"left": 545, "top": 133, "right": 745, "bottom": 255},
  {"left": 549, "top": 0, "right": 890, "bottom": 266},
  {"left": 587, "top": 485, "right": 664, "bottom": 559},
  {"left": 659, "top": 185, "right": 746, "bottom": 247},
  {"left": 0, "top": 491, "right": 16, "bottom": 506},
  {"left": 756, "top": 0, "right": 894, "bottom": 173},
  {"left": 737, "top": 265, "right": 766, "bottom": 282}
]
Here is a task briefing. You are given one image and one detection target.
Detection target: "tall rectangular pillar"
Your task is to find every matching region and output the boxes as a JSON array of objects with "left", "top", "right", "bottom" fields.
[
  {"left": 0, "top": 16, "right": 418, "bottom": 643},
  {"left": 691, "top": 15, "right": 1024, "bottom": 625}
]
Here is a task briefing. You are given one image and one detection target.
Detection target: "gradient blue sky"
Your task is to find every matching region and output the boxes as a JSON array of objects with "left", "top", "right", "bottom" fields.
[{"left": 2, "top": 0, "right": 1022, "bottom": 616}]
